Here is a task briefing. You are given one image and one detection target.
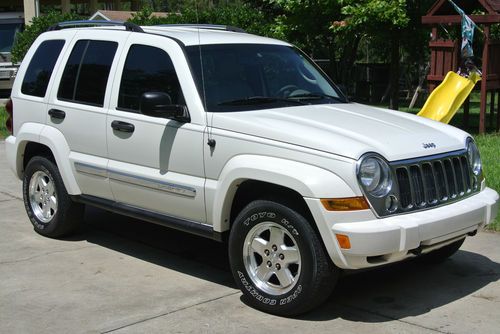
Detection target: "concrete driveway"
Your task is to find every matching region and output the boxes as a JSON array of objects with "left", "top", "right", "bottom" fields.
[{"left": 1, "top": 141, "right": 499, "bottom": 334}]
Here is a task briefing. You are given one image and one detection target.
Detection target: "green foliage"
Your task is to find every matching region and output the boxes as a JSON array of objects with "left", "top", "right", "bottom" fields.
[
  {"left": 11, "top": 11, "right": 82, "bottom": 63},
  {"left": 475, "top": 133, "right": 500, "bottom": 231},
  {"left": 257, "top": 0, "right": 342, "bottom": 57},
  {"left": 129, "top": 3, "right": 277, "bottom": 38},
  {"left": 0, "top": 106, "right": 8, "bottom": 139},
  {"left": 332, "top": 0, "right": 409, "bottom": 33},
  {"left": 492, "top": 24, "right": 500, "bottom": 39}
]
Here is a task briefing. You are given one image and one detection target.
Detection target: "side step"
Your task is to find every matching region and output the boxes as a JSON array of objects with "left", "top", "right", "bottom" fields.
[{"left": 72, "top": 194, "right": 223, "bottom": 242}]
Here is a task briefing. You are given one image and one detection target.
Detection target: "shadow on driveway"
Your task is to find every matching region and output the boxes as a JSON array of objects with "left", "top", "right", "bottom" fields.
[
  {"left": 69, "top": 206, "right": 235, "bottom": 288},
  {"left": 301, "top": 244, "right": 500, "bottom": 321},
  {"left": 70, "top": 206, "right": 500, "bottom": 321}
]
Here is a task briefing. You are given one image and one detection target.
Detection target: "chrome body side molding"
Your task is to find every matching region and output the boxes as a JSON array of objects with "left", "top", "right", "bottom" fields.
[
  {"left": 108, "top": 169, "right": 197, "bottom": 197},
  {"left": 74, "top": 162, "right": 197, "bottom": 198},
  {"left": 74, "top": 162, "right": 108, "bottom": 178}
]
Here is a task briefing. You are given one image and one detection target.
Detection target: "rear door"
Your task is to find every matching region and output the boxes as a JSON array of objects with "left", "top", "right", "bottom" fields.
[
  {"left": 11, "top": 31, "right": 73, "bottom": 135},
  {"left": 47, "top": 30, "right": 129, "bottom": 200}
]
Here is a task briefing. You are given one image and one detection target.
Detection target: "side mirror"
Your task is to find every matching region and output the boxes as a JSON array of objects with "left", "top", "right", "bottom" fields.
[{"left": 139, "top": 92, "right": 190, "bottom": 122}]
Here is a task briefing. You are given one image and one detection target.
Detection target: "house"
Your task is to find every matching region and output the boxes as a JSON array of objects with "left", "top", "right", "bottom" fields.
[{"left": 89, "top": 9, "right": 169, "bottom": 21}]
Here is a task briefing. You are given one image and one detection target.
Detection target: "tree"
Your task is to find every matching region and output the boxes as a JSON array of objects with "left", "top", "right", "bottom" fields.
[
  {"left": 250, "top": 0, "right": 361, "bottom": 91},
  {"left": 332, "top": 0, "right": 410, "bottom": 110},
  {"left": 11, "top": 11, "right": 82, "bottom": 63},
  {"left": 129, "top": 3, "right": 277, "bottom": 39}
]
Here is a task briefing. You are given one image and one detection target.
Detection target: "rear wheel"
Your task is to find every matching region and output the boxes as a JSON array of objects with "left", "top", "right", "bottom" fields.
[
  {"left": 23, "top": 156, "right": 83, "bottom": 238},
  {"left": 229, "top": 200, "right": 339, "bottom": 316}
]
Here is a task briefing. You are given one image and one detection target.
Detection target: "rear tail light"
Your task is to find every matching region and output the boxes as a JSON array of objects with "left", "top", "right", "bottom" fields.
[{"left": 5, "top": 98, "right": 13, "bottom": 135}]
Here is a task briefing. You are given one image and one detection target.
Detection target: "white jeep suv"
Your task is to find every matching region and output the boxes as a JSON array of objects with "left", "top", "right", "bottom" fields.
[{"left": 4, "top": 21, "right": 499, "bottom": 315}]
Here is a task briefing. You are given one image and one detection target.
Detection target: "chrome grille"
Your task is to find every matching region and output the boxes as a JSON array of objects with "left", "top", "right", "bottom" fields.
[{"left": 393, "top": 151, "right": 477, "bottom": 212}]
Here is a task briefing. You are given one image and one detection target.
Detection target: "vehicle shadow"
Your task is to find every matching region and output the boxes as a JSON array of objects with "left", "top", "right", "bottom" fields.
[
  {"left": 74, "top": 206, "right": 235, "bottom": 289},
  {"left": 75, "top": 206, "right": 499, "bottom": 322},
  {"left": 299, "top": 247, "right": 500, "bottom": 321}
]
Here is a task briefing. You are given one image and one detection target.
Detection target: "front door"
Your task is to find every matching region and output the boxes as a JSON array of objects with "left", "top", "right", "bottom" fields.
[{"left": 106, "top": 34, "right": 207, "bottom": 223}]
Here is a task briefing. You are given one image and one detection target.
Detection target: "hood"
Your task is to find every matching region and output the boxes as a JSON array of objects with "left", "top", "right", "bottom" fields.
[{"left": 212, "top": 103, "right": 469, "bottom": 161}]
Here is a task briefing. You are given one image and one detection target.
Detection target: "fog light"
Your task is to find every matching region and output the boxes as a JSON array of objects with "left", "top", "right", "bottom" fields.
[
  {"left": 385, "top": 195, "right": 398, "bottom": 213},
  {"left": 335, "top": 234, "right": 351, "bottom": 249}
]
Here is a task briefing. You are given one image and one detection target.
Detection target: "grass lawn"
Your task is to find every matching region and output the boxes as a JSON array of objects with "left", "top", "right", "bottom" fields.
[
  {"left": 475, "top": 133, "right": 500, "bottom": 230},
  {"left": 0, "top": 106, "right": 8, "bottom": 139},
  {"left": 0, "top": 99, "right": 498, "bottom": 229}
]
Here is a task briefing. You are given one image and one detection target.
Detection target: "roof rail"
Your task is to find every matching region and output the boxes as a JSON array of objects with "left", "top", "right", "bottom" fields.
[
  {"left": 155, "top": 24, "right": 246, "bottom": 33},
  {"left": 47, "top": 20, "right": 144, "bottom": 33}
]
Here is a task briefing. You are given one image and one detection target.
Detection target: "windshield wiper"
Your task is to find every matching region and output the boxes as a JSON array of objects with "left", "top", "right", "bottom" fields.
[
  {"left": 218, "top": 96, "right": 306, "bottom": 106},
  {"left": 287, "top": 92, "right": 345, "bottom": 102}
]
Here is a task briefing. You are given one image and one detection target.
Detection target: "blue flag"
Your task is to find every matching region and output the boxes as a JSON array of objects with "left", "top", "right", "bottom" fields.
[{"left": 448, "top": 0, "right": 477, "bottom": 58}]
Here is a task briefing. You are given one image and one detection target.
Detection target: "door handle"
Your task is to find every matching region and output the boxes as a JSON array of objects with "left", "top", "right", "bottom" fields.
[
  {"left": 48, "top": 109, "right": 66, "bottom": 120},
  {"left": 111, "top": 120, "right": 135, "bottom": 133}
]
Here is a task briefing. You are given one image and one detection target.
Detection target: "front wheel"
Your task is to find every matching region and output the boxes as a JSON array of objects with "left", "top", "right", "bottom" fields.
[{"left": 229, "top": 200, "right": 339, "bottom": 316}]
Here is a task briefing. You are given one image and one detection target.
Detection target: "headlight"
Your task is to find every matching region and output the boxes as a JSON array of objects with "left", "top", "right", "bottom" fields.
[
  {"left": 357, "top": 155, "right": 392, "bottom": 197},
  {"left": 467, "top": 139, "right": 482, "bottom": 176}
]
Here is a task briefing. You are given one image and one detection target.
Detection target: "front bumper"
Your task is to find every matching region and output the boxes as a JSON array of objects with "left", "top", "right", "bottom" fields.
[{"left": 306, "top": 187, "right": 499, "bottom": 269}]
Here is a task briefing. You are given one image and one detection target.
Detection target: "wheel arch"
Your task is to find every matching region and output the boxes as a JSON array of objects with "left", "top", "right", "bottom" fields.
[
  {"left": 14, "top": 123, "right": 81, "bottom": 195},
  {"left": 210, "top": 155, "right": 356, "bottom": 233}
]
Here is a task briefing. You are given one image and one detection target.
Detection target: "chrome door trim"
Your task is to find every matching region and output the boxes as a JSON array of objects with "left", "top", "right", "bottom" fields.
[
  {"left": 74, "top": 163, "right": 197, "bottom": 198},
  {"left": 108, "top": 169, "right": 197, "bottom": 198},
  {"left": 74, "top": 162, "right": 108, "bottom": 178}
]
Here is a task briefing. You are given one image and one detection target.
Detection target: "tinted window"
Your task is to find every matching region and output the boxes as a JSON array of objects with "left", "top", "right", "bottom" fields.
[
  {"left": 118, "top": 44, "right": 185, "bottom": 112},
  {"left": 57, "top": 41, "right": 86, "bottom": 102},
  {"left": 21, "top": 40, "right": 65, "bottom": 97},
  {"left": 186, "top": 44, "right": 345, "bottom": 112},
  {"left": 58, "top": 40, "right": 117, "bottom": 106}
]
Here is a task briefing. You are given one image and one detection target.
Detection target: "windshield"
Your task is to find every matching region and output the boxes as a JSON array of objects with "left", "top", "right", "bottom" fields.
[
  {"left": 186, "top": 44, "right": 347, "bottom": 112},
  {"left": 0, "top": 23, "right": 22, "bottom": 53}
]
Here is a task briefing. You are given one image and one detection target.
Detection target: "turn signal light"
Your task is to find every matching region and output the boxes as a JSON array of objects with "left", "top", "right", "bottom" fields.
[
  {"left": 321, "top": 197, "right": 369, "bottom": 211},
  {"left": 335, "top": 234, "right": 351, "bottom": 249}
]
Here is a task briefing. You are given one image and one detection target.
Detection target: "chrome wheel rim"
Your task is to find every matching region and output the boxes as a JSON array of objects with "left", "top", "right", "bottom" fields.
[
  {"left": 243, "top": 222, "right": 301, "bottom": 295},
  {"left": 29, "top": 171, "right": 58, "bottom": 223}
]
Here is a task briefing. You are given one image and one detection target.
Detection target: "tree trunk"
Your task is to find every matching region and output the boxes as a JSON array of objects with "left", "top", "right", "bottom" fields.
[
  {"left": 389, "top": 32, "right": 400, "bottom": 110},
  {"left": 131, "top": 0, "right": 141, "bottom": 11},
  {"left": 339, "top": 35, "right": 361, "bottom": 95}
]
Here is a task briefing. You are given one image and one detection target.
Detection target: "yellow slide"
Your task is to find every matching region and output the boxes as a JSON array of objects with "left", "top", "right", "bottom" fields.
[{"left": 417, "top": 71, "right": 481, "bottom": 124}]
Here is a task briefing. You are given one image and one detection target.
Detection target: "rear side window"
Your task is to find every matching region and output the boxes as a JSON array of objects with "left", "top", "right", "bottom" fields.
[
  {"left": 58, "top": 40, "right": 117, "bottom": 107},
  {"left": 21, "top": 40, "right": 65, "bottom": 97},
  {"left": 118, "top": 44, "right": 185, "bottom": 112}
]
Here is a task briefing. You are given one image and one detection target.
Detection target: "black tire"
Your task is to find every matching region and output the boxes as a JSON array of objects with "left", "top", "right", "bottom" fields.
[
  {"left": 419, "top": 238, "right": 465, "bottom": 264},
  {"left": 229, "top": 200, "right": 339, "bottom": 316},
  {"left": 23, "top": 156, "right": 83, "bottom": 238}
]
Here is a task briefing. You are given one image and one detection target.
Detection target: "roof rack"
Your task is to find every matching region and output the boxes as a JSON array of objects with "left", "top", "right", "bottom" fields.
[
  {"left": 47, "top": 20, "right": 144, "bottom": 33},
  {"left": 155, "top": 24, "right": 246, "bottom": 33}
]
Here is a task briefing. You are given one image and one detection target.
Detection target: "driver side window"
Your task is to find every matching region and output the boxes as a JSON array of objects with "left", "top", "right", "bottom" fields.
[{"left": 118, "top": 44, "right": 185, "bottom": 113}]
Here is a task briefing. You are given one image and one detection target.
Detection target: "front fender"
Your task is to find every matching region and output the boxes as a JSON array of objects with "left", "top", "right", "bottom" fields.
[{"left": 210, "top": 155, "right": 356, "bottom": 232}]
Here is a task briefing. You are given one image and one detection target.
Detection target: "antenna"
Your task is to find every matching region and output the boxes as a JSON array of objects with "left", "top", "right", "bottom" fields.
[{"left": 195, "top": 1, "right": 215, "bottom": 148}]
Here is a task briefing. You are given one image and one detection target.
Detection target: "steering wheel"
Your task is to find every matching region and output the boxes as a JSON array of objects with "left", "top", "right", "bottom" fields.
[{"left": 275, "top": 85, "right": 299, "bottom": 97}]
